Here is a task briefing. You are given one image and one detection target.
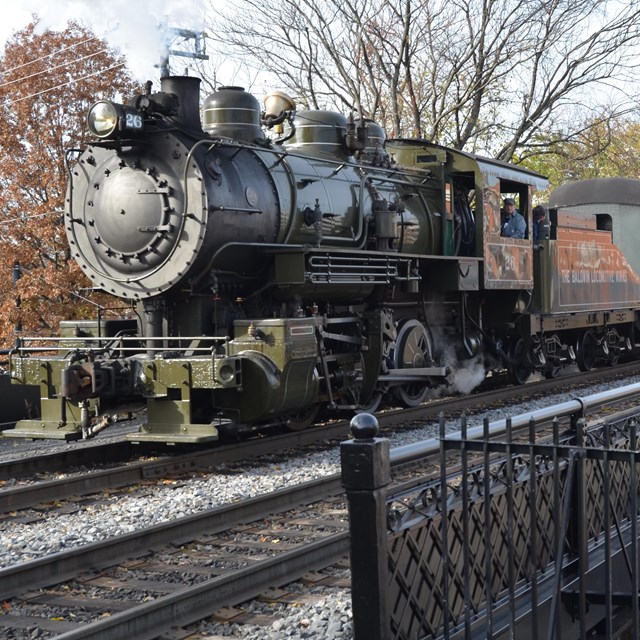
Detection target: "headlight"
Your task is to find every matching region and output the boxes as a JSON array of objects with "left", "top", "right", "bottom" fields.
[
  {"left": 87, "top": 101, "right": 144, "bottom": 139},
  {"left": 87, "top": 101, "right": 118, "bottom": 138}
]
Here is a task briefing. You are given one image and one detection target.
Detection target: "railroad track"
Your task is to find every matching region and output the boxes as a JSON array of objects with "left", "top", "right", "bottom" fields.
[
  {"left": 2, "top": 361, "right": 640, "bottom": 515},
  {"left": 3, "top": 375, "right": 640, "bottom": 637},
  {"left": 0, "top": 472, "right": 348, "bottom": 638}
]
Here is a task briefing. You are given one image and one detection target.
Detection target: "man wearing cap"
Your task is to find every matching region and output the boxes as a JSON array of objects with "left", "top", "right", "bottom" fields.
[
  {"left": 532, "top": 204, "right": 547, "bottom": 243},
  {"left": 501, "top": 198, "right": 526, "bottom": 239}
]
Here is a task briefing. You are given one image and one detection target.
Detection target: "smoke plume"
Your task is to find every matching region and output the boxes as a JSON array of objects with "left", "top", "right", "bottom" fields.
[{"left": 1, "top": 1, "right": 208, "bottom": 80}]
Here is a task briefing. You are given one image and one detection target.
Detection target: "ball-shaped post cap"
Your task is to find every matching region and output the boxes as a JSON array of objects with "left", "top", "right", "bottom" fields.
[{"left": 350, "top": 413, "right": 379, "bottom": 440}]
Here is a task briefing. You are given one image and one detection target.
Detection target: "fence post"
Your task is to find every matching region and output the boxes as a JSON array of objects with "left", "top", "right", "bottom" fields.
[{"left": 340, "top": 413, "right": 391, "bottom": 640}]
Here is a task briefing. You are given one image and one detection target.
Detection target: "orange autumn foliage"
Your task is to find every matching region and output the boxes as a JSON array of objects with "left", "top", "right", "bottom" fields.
[{"left": 0, "top": 20, "right": 138, "bottom": 346}]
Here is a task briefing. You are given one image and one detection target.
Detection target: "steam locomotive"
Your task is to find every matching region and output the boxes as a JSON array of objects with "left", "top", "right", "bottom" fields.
[{"left": 6, "top": 75, "right": 640, "bottom": 443}]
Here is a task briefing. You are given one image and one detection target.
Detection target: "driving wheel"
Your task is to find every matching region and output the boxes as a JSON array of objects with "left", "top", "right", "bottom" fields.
[{"left": 391, "top": 319, "right": 432, "bottom": 407}]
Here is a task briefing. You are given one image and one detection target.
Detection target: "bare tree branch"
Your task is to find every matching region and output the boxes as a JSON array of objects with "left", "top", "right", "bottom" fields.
[{"left": 206, "top": 0, "right": 640, "bottom": 160}]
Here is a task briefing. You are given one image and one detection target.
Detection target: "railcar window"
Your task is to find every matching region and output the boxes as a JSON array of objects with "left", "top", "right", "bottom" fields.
[{"left": 596, "top": 213, "right": 612, "bottom": 232}]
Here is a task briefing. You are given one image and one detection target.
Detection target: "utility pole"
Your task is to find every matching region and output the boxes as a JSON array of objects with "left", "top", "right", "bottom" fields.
[
  {"left": 158, "top": 28, "right": 209, "bottom": 78},
  {"left": 12, "top": 260, "right": 21, "bottom": 342}
]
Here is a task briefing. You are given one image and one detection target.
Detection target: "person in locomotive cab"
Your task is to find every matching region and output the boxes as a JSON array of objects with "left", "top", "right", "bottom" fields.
[
  {"left": 500, "top": 197, "right": 526, "bottom": 238},
  {"left": 532, "top": 204, "right": 548, "bottom": 243}
]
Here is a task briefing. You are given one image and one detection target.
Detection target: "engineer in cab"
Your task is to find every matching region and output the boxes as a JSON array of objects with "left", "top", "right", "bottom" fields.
[{"left": 501, "top": 197, "right": 526, "bottom": 238}]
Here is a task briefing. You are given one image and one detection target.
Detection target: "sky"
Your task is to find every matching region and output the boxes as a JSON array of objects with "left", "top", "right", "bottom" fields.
[{"left": 1, "top": 1, "right": 210, "bottom": 80}]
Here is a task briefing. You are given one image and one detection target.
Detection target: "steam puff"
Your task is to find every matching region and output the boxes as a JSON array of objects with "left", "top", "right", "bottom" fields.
[
  {"left": 449, "top": 359, "right": 486, "bottom": 395},
  {"left": 1, "top": 1, "right": 208, "bottom": 80}
]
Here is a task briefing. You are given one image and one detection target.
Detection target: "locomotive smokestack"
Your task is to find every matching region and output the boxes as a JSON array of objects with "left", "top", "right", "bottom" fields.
[{"left": 160, "top": 76, "right": 202, "bottom": 133}]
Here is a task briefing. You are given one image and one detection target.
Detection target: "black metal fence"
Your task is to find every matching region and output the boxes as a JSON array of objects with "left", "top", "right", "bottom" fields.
[{"left": 341, "top": 409, "right": 640, "bottom": 640}]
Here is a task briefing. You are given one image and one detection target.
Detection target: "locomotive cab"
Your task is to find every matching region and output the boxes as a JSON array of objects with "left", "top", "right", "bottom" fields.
[{"left": 386, "top": 139, "right": 546, "bottom": 291}]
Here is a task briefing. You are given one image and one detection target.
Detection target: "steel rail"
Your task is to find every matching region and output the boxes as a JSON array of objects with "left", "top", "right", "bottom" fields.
[
  {"left": 2, "top": 365, "right": 640, "bottom": 512},
  {"left": 0, "top": 474, "right": 344, "bottom": 601},
  {"left": 52, "top": 532, "right": 350, "bottom": 640},
  {"left": 0, "top": 422, "right": 352, "bottom": 512}
]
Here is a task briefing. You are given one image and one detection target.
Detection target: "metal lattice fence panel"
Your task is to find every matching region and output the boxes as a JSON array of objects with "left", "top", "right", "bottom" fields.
[
  {"left": 342, "top": 411, "right": 640, "bottom": 640},
  {"left": 387, "top": 457, "right": 566, "bottom": 639}
]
